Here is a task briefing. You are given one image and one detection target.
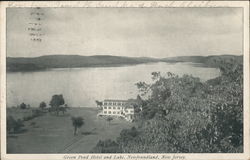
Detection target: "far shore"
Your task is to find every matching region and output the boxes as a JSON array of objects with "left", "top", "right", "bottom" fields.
[{"left": 7, "top": 54, "right": 242, "bottom": 72}]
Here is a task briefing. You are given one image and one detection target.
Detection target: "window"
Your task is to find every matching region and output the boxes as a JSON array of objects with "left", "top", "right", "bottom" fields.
[
  {"left": 108, "top": 111, "right": 111, "bottom": 114},
  {"left": 109, "top": 102, "right": 112, "bottom": 105},
  {"left": 113, "top": 111, "right": 116, "bottom": 114},
  {"left": 117, "top": 112, "right": 120, "bottom": 114},
  {"left": 117, "top": 107, "right": 120, "bottom": 110},
  {"left": 113, "top": 102, "right": 116, "bottom": 105},
  {"left": 130, "top": 110, "right": 134, "bottom": 113},
  {"left": 104, "top": 111, "right": 107, "bottom": 114},
  {"left": 104, "top": 103, "right": 107, "bottom": 105},
  {"left": 104, "top": 107, "right": 107, "bottom": 109},
  {"left": 118, "top": 103, "right": 121, "bottom": 105},
  {"left": 108, "top": 107, "right": 111, "bottom": 109},
  {"left": 113, "top": 107, "right": 116, "bottom": 109}
]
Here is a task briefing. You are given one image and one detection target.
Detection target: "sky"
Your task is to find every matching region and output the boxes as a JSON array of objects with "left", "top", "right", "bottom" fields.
[{"left": 7, "top": 7, "right": 243, "bottom": 58}]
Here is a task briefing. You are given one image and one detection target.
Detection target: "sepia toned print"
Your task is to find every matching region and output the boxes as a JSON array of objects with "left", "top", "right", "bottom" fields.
[{"left": 0, "top": 1, "right": 249, "bottom": 160}]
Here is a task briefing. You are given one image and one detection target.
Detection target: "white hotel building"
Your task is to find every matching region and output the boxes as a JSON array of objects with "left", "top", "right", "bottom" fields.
[{"left": 97, "top": 99, "right": 135, "bottom": 121}]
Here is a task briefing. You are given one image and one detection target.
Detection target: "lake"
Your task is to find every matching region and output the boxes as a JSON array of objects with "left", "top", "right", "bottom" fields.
[{"left": 7, "top": 62, "right": 220, "bottom": 108}]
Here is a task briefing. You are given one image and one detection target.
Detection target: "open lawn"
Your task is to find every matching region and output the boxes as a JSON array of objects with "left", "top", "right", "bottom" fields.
[{"left": 7, "top": 107, "right": 134, "bottom": 153}]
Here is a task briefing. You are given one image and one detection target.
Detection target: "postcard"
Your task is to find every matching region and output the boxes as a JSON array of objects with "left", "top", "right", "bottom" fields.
[{"left": 0, "top": 1, "right": 249, "bottom": 160}]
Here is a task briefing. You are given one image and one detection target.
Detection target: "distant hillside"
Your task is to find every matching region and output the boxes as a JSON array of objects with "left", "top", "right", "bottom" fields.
[
  {"left": 162, "top": 55, "right": 243, "bottom": 67},
  {"left": 7, "top": 54, "right": 242, "bottom": 72},
  {"left": 6, "top": 55, "right": 160, "bottom": 72}
]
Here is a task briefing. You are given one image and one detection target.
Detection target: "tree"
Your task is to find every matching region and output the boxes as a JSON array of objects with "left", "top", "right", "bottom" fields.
[
  {"left": 71, "top": 116, "right": 84, "bottom": 136},
  {"left": 136, "top": 95, "right": 142, "bottom": 103},
  {"left": 39, "top": 101, "right": 47, "bottom": 110},
  {"left": 151, "top": 72, "right": 160, "bottom": 81},
  {"left": 106, "top": 117, "right": 113, "bottom": 125},
  {"left": 134, "top": 95, "right": 143, "bottom": 113},
  {"left": 95, "top": 100, "right": 102, "bottom": 107},
  {"left": 49, "top": 94, "right": 65, "bottom": 115},
  {"left": 20, "top": 103, "right": 27, "bottom": 109},
  {"left": 95, "top": 100, "right": 103, "bottom": 110}
]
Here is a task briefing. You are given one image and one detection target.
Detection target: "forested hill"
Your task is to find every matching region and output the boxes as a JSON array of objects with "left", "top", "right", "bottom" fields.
[
  {"left": 6, "top": 55, "right": 160, "bottom": 72},
  {"left": 162, "top": 55, "right": 243, "bottom": 67},
  {"left": 6, "top": 54, "right": 242, "bottom": 72}
]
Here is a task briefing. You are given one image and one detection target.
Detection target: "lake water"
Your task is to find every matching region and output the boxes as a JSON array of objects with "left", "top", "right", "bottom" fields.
[{"left": 7, "top": 62, "right": 220, "bottom": 108}]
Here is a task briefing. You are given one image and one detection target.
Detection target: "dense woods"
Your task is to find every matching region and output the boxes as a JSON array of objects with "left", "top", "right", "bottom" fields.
[{"left": 92, "top": 57, "right": 243, "bottom": 153}]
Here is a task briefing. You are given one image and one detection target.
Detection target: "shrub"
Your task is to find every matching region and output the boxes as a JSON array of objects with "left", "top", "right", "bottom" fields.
[
  {"left": 23, "top": 109, "right": 44, "bottom": 121},
  {"left": 7, "top": 116, "right": 24, "bottom": 134},
  {"left": 23, "top": 115, "right": 34, "bottom": 121},
  {"left": 91, "top": 139, "right": 121, "bottom": 153},
  {"left": 30, "top": 122, "right": 36, "bottom": 126},
  {"left": 20, "top": 103, "right": 27, "bottom": 109},
  {"left": 32, "top": 109, "right": 44, "bottom": 117}
]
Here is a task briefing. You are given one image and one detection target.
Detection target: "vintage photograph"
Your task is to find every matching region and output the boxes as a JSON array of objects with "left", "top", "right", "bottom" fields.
[{"left": 2, "top": 2, "right": 247, "bottom": 156}]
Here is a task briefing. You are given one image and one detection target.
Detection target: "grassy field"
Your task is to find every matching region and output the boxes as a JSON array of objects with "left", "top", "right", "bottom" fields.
[{"left": 7, "top": 107, "right": 134, "bottom": 153}]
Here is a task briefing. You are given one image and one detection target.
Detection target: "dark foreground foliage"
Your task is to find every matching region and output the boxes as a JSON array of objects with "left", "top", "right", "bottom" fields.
[
  {"left": 7, "top": 116, "right": 25, "bottom": 134},
  {"left": 91, "top": 139, "right": 121, "bottom": 153},
  {"left": 92, "top": 58, "right": 243, "bottom": 153}
]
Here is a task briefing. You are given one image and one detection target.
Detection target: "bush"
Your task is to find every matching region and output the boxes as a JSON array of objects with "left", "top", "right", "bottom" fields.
[
  {"left": 32, "top": 109, "right": 44, "bottom": 117},
  {"left": 7, "top": 116, "right": 16, "bottom": 133},
  {"left": 7, "top": 116, "right": 24, "bottom": 134},
  {"left": 118, "top": 127, "right": 139, "bottom": 143},
  {"left": 30, "top": 122, "right": 36, "bottom": 126},
  {"left": 23, "top": 109, "right": 44, "bottom": 121},
  {"left": 20, "top": 103, "right": 27, "bottom": 109},
  {"left": 23, "top": 115, "right": 34, "bottom": 121},
  {"left": 91, "top": 139, "right": 121, "bottom": 153}
]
